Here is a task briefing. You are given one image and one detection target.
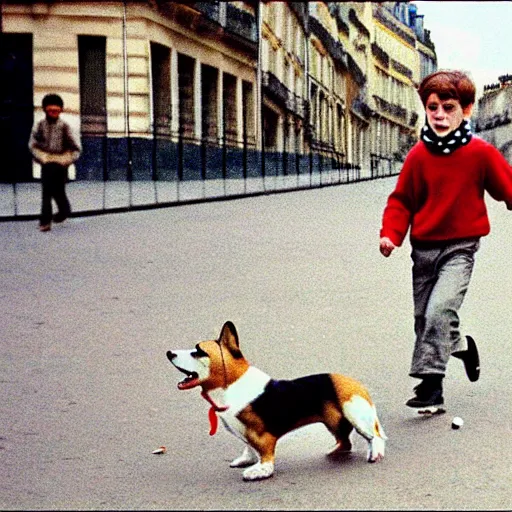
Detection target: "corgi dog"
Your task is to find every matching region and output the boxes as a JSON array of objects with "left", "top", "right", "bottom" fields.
[{"left": 166, "top": 321, "right": 387, "bottom": 481}]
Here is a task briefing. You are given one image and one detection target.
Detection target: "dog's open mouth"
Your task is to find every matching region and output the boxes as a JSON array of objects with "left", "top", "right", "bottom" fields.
[{"left": 176, "top": 369, "right": 200, "bottom": 390}]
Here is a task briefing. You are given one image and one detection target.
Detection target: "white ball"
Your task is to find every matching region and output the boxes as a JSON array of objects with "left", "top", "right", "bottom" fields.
[{"left": 451, "top": 416, "right": 464, "bottom": 429}]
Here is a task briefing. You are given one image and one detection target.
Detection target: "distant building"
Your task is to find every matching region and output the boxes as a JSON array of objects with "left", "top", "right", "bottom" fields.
[
  {"left": 369, "top": 2, "right": 426, "bottom": 176},
  {"left": 475, "top": 74, "right": 512, "bottom": 164},
  {"left": 408, "top": 2, "right": 437, "bottom": 80},
  {"left": 260, "top": 1, "right": 309, "bottom": 176}
]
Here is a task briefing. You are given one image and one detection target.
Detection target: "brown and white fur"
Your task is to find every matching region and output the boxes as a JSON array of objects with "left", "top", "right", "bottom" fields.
[{"left": 167, "top": 321, "right": 387, "bottom": 481}]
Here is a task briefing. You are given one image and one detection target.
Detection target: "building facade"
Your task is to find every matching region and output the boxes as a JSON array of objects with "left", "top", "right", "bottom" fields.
[
  {"left": 260, "top": 1, "right": 308, "bottom": 176},
  {"left": 369, "top": 2, "right": 430, "bottom": 176},
  {"left": 475, "top": 74, "right": 512, "bottom": 164},
  {"left": 0, "top": 1, "right": 437, "bottom": 185}
]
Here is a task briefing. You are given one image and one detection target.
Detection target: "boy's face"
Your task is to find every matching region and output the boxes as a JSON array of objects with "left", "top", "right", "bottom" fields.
[
  {"left": 44, "top": 105, "right": 62, "bottom": 121},
  {"left": 425, "top": 93, "right": 472, "bottom": 137}
]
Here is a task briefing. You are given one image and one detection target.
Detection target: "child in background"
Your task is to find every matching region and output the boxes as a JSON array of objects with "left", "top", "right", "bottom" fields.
[{"left": 29, "top": 94, "right": 81, "bottom": 232}]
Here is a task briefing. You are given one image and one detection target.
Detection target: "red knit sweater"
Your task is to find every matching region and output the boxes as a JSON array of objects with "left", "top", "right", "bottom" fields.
[{"left": 380, "top": 137, "right": 512, "bottom": 246}]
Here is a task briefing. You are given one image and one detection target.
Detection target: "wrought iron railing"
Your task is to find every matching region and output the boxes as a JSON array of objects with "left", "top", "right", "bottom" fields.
[{"left": 0, "top": 130, "right": 400, "bottom": 220}]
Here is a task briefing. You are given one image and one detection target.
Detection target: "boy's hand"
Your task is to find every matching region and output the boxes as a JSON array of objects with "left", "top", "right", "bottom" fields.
[
  {"left": 380, "top": 237, "right": 396, "bottom": 257},
  {"left": 31, "top": 147, "right": 49, "bottom": 165}
]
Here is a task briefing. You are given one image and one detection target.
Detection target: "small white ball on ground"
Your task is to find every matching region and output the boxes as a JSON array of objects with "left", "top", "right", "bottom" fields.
[{"left": 451, "top": 417, "right": 464, "bottom": 429}]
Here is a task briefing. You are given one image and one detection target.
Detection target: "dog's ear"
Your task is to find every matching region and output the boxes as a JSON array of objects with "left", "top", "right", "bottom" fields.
[{"left": 218, "top": 321, "right": 241, "bottom": 353}]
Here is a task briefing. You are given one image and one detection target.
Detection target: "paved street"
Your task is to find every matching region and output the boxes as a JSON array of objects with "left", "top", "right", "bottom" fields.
[{"left": 1, "top": 177, "right": 511, "bottom": 510}]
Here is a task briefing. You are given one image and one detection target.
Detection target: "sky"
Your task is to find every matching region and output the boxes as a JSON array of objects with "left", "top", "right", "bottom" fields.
[{"left": 414, "top": 1, "right": 512, "bottom": 95}]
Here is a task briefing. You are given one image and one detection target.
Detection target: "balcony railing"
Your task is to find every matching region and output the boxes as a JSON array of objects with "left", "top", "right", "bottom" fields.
[
  {"left": 475, "top": 110, "right": 511, "bottom": 132},
  {"left": 289, "top": 2, "right": 308, "bottom": 31},
  {"left": 352, "top": 97, "right": 372, "bottom": 121},
  {"left": 309, "top": 16, "right": 365, "bottom": 86},
  {"left": 287, "top": 92, "right": 305, "bottom": 119},
  {"left": 348, "top": 8, "right": 370, "bottom": 38},
  {"left": 371, "top": 42, "right": 389, "bottom": 68},
  {"left": 309, "top": 16, "right": 348, "bottom": 70},
  {"left": 167, "top": 2, "right": 256, "bottom": 47},
  {"left": 334, "top": 10, "right": 350, "bottom": 37},
  {"left": 373, "top": 95, "right": 407, "bottom": 122},
  {"left": 262, "top": 71, "right": 289, "bottom": 108},
  {"left": 193, "top": 2, "right": 220, "bottom": 23},
  {"left": 225, "top": 3, "right": 257, "bottom": 43},
  {"left": 262, "top": 71, "right": 305, "bottom": 118},
  {"left": 391, "top": 59, "right": 413, "bottom": 80}
]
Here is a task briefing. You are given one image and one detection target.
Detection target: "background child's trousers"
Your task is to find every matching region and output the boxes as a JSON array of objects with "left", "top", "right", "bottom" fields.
[
  {"left": 409, "top": 238, "right": 480, "bottom": 377},
  {"left": 40, "top": 163, "right": 71, "bottom": 226}
]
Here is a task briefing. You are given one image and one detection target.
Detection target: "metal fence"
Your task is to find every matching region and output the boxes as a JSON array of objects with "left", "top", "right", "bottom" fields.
[{"left": 0, "top": 132, "right": 400, "bottom": 221}]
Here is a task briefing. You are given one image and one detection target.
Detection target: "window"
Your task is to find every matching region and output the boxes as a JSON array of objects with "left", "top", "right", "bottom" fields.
[
  {"left": 0, "top": 33, "right": 34, "bottom": 181},
  {"left": 223, "top": 72, "right": 237, "bottom": 144},
  {"left": 178, "top": 53, "right": 195, "bottom": 139},
  {"left": 263, "top": 105, "right": 278, "bottom": 150},
  {"left": 78, "top": 35, "right": 107, "bottom": 134},
  {"left": 337, "top": 104, "right": 344, "bottom": 152},
  {"left": 242, "top": 80, "right": 255, "bottom": 146},
  {"left": 150, "top": 42, "right": 171, "bottom": 135},
  {"left": 201, "top": 64, "right": 218, "bottom": 142}
]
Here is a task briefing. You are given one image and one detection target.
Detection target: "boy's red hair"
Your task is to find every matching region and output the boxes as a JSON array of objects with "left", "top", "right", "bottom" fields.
[{"left": 418, "top": 70, "right": 476, "bottom": 108}]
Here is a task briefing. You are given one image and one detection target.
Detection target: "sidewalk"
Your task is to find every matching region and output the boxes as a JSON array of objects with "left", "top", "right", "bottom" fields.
[{"left": 0, "top": 169, "right": 366, "bottom": 220}]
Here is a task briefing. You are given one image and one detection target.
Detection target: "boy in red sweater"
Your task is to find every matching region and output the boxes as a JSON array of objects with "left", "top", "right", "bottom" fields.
[{"left": 380, "top": 70, "right": 512, "bottom": 408}]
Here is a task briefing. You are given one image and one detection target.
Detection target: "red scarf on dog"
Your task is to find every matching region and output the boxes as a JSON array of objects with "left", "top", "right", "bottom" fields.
[{"left": 201, "top": 390, "right": 229, "bottom": 435}]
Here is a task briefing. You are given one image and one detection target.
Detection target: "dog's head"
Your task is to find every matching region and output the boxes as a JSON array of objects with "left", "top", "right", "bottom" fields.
[{"left": 167, "top": 321, "right": 249, "bottom": 392}]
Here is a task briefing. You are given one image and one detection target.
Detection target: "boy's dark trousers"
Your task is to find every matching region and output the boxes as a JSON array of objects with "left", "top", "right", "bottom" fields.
[{"left": 40, "top": 163, "right": 71, "bottom": 226}]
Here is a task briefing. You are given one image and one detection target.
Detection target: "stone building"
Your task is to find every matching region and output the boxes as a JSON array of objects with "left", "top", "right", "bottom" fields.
[
  {"left": 259, "top": 1, "right": 308, "bottom": 176},
  {"left": 304, "top": 2, "right": 369, "bottom": 175},
  {"left": 475, "top": 74, "right": 512, "bottom": 164},
  {"left": 0, "top": 0, "right": 437, "bottom": 184},
  {"left": 368, "top": 2, "right": 433, "bottom": 177}
]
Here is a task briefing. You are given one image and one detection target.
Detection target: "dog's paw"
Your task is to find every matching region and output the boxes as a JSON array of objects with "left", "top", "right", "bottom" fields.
[
  {"left": 367, "top": 437, "right": 385, "bottom": 463},
  {"left": 368, "top": 452, "right": 384, "bottom": 463},
  {"left": 326, "top": 440, "right": 352, "bottom": 458},
  {"left": 242, "top": 462, "right": 274, "bottom": 481},
  {"left": 230, "top": 446, "right": 259, "bottom": 468}
]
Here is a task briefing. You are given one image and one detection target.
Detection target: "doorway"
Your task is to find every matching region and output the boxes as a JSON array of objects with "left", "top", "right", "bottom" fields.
[{"left": 0, "top": 33, "right": 34, "bottom": 182}]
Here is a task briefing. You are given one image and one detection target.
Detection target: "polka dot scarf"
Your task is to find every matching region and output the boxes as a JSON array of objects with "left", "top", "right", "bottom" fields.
[{"left": 420, "top": 118, "right": 473, "bottom": 155}]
